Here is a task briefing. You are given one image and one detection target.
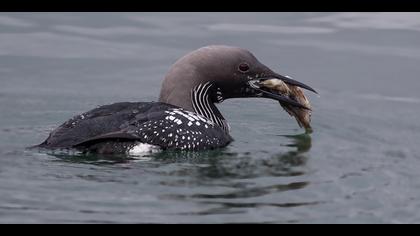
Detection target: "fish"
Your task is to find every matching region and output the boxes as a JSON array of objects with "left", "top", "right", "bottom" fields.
[{"left": 260, "top": 79, "right": 312, "bottom": 132}]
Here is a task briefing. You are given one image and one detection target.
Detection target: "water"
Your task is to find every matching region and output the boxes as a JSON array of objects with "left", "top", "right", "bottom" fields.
[{"left": 1, "top": 12, "right": 420, "bottom": 223}]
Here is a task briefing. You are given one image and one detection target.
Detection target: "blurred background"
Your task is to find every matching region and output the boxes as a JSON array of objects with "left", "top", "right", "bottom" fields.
[{"left": 0, "top": 12, "right": 420, "bottom": 223}]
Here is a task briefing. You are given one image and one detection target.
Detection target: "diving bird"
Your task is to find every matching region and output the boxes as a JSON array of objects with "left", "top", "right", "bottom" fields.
[{"left": 37, "top": 45, "right": 317, "bottom": 154}]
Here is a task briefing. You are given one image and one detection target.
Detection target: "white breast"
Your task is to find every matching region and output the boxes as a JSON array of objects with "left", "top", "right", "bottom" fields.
[{"left": 128, "top": 143, "right": 161, "bottom": 155}]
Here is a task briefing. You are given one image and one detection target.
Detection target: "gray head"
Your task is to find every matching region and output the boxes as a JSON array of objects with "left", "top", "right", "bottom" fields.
[{"left": 159, "top": 45, "right": 316, "bottom": 130}]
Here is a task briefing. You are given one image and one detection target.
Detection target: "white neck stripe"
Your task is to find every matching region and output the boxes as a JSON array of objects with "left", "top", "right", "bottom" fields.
[{"left": 191, "top": 82, "right": 229, "bottom": 133}]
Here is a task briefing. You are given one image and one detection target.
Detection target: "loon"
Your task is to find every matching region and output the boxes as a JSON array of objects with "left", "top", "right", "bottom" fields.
[{"left": 37, "top": 45, "right": 316, "bottom": 154}]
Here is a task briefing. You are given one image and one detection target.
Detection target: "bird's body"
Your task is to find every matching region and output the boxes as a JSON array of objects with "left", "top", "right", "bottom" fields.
[
  {"left": 38, "top": 102, "right": 232, "bottom": 153},
  {"left": 37, "top": 45, "right": 316, "bottom": 154}
]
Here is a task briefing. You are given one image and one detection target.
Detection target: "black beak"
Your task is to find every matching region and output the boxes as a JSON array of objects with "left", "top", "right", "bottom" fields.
[
  {"left": 247, "top": 73, "right": 316, "bottom": 110},
  {"left": 272, "top": 72, "right": 318, "bottom": 94}
]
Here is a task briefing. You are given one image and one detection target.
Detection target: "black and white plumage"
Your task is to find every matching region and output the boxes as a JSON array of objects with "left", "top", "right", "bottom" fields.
[
  {"left": 38, "top": 102, "right": 232, "bottom": 153},
  {"left": 37, "top": 45, "right": 316, "bottom": 154}
]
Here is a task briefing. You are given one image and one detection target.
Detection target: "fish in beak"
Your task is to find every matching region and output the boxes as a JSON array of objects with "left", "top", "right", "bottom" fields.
[{"left": 247, "top": 74, "right": 316, "bottom": 131}]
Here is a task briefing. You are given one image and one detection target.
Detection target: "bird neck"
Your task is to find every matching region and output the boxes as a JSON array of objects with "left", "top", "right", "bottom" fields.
[{"left": 191, "top": 82, "right": 230, "bottom": 133}]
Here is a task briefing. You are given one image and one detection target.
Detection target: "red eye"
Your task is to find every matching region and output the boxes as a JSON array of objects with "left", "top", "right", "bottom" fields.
[{"left": 238, "top": 63, "right": 250, "bottom": 72}]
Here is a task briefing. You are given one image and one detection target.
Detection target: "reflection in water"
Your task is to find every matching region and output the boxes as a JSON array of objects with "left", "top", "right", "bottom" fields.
[
  {"left": 190, "top": 182, "right": 309, "bottom": 199},
  {"left": 199, "top": 133, "right": 312, "bottom": 180},
  {"left": 45, "top": 133, "right": 312, "bottom": 178},
  {"left": 41, "top": 133, "right": 315, "bottom": 219},
  {"left": 277, "top": 133, "right": 312, "bottom": 166},
  {"left": 41, "top": 150, "right": 133, "bottom": 165},
  {"left": 161, "top": 133, "right": 316, "bottom": 217}
]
